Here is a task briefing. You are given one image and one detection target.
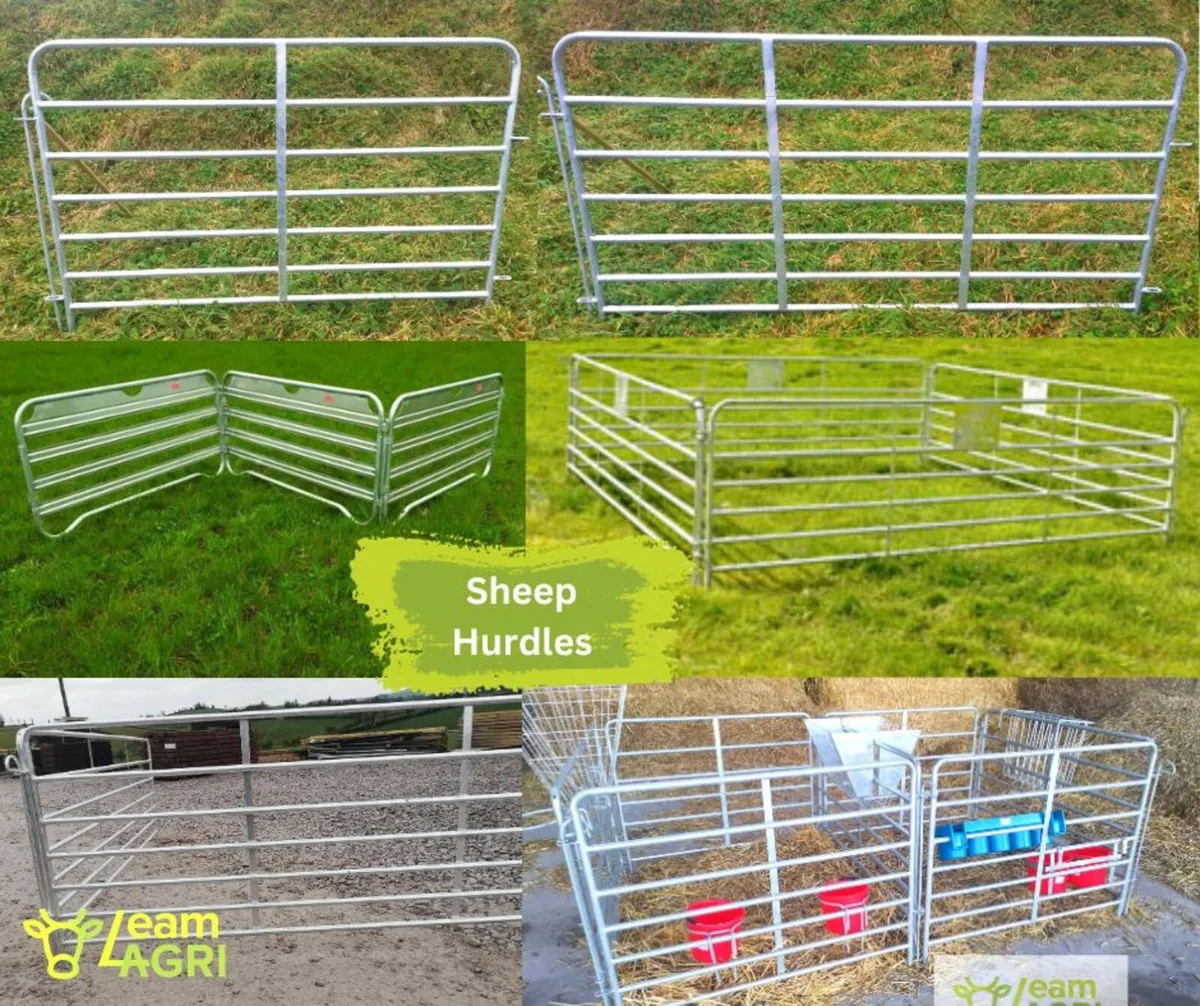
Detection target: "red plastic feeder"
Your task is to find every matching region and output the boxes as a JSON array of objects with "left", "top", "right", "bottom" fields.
[
  {"left": 1063, "top": 846, "right": 1113, "bottom": 889},
  {"left": 819, "top": 879, "right": 870, "bottom": 936},
  {"left": 1025, "top": 853, "right": 1068, "bottom": 895},
  {"left": 684, "top": 899, "right": 745, "bottom": 964}
]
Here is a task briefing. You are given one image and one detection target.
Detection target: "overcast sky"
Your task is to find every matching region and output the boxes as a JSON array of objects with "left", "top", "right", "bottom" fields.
[{"left": 0, "top": 678, "right": 386, "bottom": 725}]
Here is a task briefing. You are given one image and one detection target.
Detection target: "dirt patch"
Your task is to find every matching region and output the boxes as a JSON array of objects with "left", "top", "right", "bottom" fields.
[{"left": 1, "top": 761, "right": 520, "bottom": 1004}]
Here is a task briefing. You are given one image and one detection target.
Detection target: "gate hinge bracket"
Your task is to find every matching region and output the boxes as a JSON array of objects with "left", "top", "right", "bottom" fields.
[
  {"left": 577, "top": 296, "right": 598, "bottom": 306},
  {"left": 1142, "top": 287, "right": 1162, "bottom": 295},
  {"left": 494, "top": 275, "right": 512, "bottom": 283},
  {"left": 1170, "top": 141, "right": 1194, "bottom": 149},
  {"left": 511, "top": 135, "right": 531, "bottom": 142},
  {"left": 539, "top": 112, "right": 564, "bottom": 120}
]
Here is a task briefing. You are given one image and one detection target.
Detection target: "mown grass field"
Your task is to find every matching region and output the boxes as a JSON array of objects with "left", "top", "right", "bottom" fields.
[
  {"left": 0, "top": 341, "right": 525, "bottom": 674},
  {"left": 528, "top": 337, "right": 1200, "bottom": 675},
  {"left": 0, "top": 0, "right": 1195, "bottom": 340}
]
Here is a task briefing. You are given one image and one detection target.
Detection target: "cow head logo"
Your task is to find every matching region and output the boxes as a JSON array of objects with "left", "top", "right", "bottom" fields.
[{"left": 23, "top": 908, "right": 103, "bottom": 979}]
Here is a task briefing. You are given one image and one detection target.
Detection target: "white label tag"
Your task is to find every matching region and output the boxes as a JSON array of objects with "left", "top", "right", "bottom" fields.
[
  {"left": 614, "top": 374, "right": 629, "bottom": 418},
  {"left": 1022, "top": 377, "right": 1050, "bottom": 417}
]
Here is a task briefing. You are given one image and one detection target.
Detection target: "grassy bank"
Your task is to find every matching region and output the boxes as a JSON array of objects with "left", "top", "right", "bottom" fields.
[
  {"left": 528, "top": 337, "right": 1200, "bottom": 675},
  {"left": 0, "top": 0, "right": 1194, "bottom": 340}
]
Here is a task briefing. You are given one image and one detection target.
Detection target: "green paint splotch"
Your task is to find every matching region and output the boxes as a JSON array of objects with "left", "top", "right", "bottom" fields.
[{"left": 351, "top": 537, "right": 692, "bottom": 692}]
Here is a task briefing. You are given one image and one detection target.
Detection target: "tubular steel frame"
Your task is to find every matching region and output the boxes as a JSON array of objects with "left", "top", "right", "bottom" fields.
[
  {"left": 543, "top": 703, "right": 1166, "bottom": 1006},
  {"left": 545, "top": 32, "right": 1189, "bottom": 316},
  {"left": 22, "top": 37, "right": 521, "bottom": 330},
  {"left": 566, "top": 353, "right": 1183, "bottom": 585},
  {"left": 16, "top": 370, "right": 504, "bottom": 536},
  {"left": 11, "top": 695, "right": 522, "bottom": 945}
]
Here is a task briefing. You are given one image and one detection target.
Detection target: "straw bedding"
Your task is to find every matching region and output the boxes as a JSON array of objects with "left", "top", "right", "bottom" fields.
[{"left": 613, "top": 827, "right": 1138, "bottom": 1006}]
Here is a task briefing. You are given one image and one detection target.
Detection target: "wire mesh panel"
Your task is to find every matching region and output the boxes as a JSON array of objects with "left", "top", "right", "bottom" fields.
[
  {"left": 523, "top": 686, "right": 627, "bottom": 795},
  {"left": 23, "top": 37, "right": 521, "bottom": 330},
  {"left": 546, "top": 32, "right": 1188, "bottom": 315},
  {"left": 385, "top": 373, "right": 504, "bottom": 520},
  {"left": 222, "top": 371, "right": 386, "bottom": 524},
  {"left": 14, "top": 371, "right": 222, "bottom": 537},
  {"left": 14, "top": 697, "right": 522, "bottom": 943},
  {"left": 565, "top": 353, "right": 1183, "bottom": 584},
  {"left": 923, "top": 717, "right": 1161, "bottom": 957}
]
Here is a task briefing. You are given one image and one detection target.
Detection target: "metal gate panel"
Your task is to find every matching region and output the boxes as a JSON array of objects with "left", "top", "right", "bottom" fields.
[
  {"left": 14, "top": 371, "right": 222, "bottom": 537},
  {"left": 222, "top": 371, "right": 386, "bottom": 524},
  {"left": 547, "top": 33, "right": 1188, "bottom": 315},
  {"left": 385, "top": 373, "right": 504, "bottom": 519},
  {"left": 566, "top": 759, "right": 923, "bottom": 1006},
  {"left": 922, "top": 719, "right": 1161, "bottom": 957},
  {"left": 565, "top": 353, "right": 1182, "bottom": 584},
  {"left": 16, "top": 370, "right": 505, "bottom": 535},
  {"left": 11, "top": 696, "right": 522, "bottom": 942},
  {"left": 23, "top": 37, "right": 521, "bottom": 330}
]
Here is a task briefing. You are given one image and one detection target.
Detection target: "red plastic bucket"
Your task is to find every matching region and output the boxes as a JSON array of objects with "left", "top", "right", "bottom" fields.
[
  {"left": 819, "top": 879, "right": 870, "bottom": 936},
  {"left": 1063, "top": 846, "right": 1113, "bottom": 889},
  {"left": 685, "top": 899, "right": 745, "bottom": 964},
  {"left": 1025, "top": 853, "right": 1068, "bottom": 895}
]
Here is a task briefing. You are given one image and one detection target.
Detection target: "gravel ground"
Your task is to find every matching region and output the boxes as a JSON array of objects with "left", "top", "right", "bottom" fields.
[{"left": 2, "top": 754, "right": 522, "bottom": 1005}]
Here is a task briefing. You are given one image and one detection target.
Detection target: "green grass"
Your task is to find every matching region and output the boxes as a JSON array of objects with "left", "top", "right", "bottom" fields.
[
  {"left": 0, "top": 0, "right": 1194, "bottom": 340},
  {"left": 0, "top": 341, "right": 525, "bottom": 674},
  {"left": 528, "top": 337, "right": 1200, "bottom": 675}
]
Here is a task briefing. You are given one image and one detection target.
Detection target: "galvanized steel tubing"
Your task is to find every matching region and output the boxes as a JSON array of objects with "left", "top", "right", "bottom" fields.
[
  {"left": 15, "top": 369, "right": 504, "bottom": 535},
  {"left": 14, "top": 695, "right": 521, "bottom": 940},
  {"left": 547, "top": 32, "right": 1188, "bottom": 315},
  {"left": 23, "top": 37, "right": 522, "bottom": 329},
  {"left": 566, "top": 353, "right": 1182, "bottom": 584}
]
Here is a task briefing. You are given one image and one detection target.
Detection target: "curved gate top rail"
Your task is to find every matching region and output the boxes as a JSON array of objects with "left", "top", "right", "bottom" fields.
[
  {"left": 23, "top": 36, "right": 521, "bottom": 330},
  {"left": 545, "top": 32, "right": 1188, "bottom": 316},
  {"left": 15, "top": 368, "right": 504, "bottom": 536}
]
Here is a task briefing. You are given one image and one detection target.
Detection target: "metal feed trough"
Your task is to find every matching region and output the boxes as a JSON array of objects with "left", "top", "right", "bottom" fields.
[
  {"left": 16, "top": 369, "right": 503, "bottom": 536},
  {"left": 535, "top": 702, "right": 1168, "bottom": 1006},
  {"left": 543, "top": 32, "right": 1189, "bottom": 315},
  {"left": 6, "top": 696, "right": 521, "bottom": 947},
  {"left": 22, "top": 37, "right": 521, "bottom": 330},
  {"left": 567, "top": 353, "right": 1183, "bottom": 585}
]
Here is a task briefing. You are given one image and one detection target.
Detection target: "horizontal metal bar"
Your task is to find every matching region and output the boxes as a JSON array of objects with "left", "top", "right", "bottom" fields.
[
  {"left": 710, "top": 526, "right": 1162, "bottom": 571},
  {"left": 51, "top": 145, "right": 506, "bottom": 162},
  {"left": 60, "top": 224, "right": 494, "bottom": 242},
  {"left": 26, "top": 406, "right": 218, "bottom": 462},
  {"left": 55, "top": 858, "right": 522, "bottom": 893},
  {"left": 48, "top": 825, "right": 521, "bottom": 860},
  {"left": 577, "top": 148, "right": 1162, "bottom": 162},
  {"left": 226, "top": 428, "right": 376, "bottom": 477},
  {"left": 38, "top": 447, "right": 220, "bottom": 515},
  {"left": 33, "top": 427, "right": 219, "bottom": 489},
  {"left": 55, "top": 185, "right": 499, "bottom": 203},
  {"left": 227, "top": 446, "right": 374, "bottom": 500},
  {"left": 39, "top": 95, "right": 510, "bottom": 110},
  {"left": 592, "top": 231, "right": 1148, "bottom": 245},
  {"left": 600, "top": 301, "right": 1133, "bottom": 313}
]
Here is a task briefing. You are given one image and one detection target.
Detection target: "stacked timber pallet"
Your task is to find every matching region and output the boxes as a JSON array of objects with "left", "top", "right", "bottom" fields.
[
  {"left": 450, "top": 709, "right": 521, "bottom": 751},
  {"left": 304, "top": 726, "right": 447, "bottom": 759},
  {"left": 145, "top": 726, "right": 255, "bottom": 770}
]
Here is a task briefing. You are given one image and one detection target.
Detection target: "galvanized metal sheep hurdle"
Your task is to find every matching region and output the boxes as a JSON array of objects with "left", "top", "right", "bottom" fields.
[
  {"left": 532, "top": 702, "right": 1168, "bottom": 1006},
  {"left": 567, "top": 353, "right": 1182, "bottom": 584},
  {"left": 22, "top": 36, "right": 521, "bottom": 330},
  {"left": 8, "top": 696, "right": 522, "bottom": 945},
  {"left": 15, "top": 369, "right": 503, "bottom": 536},
  {"left": 544, "top": 32, "right": 1189, "bottom": 315}
]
